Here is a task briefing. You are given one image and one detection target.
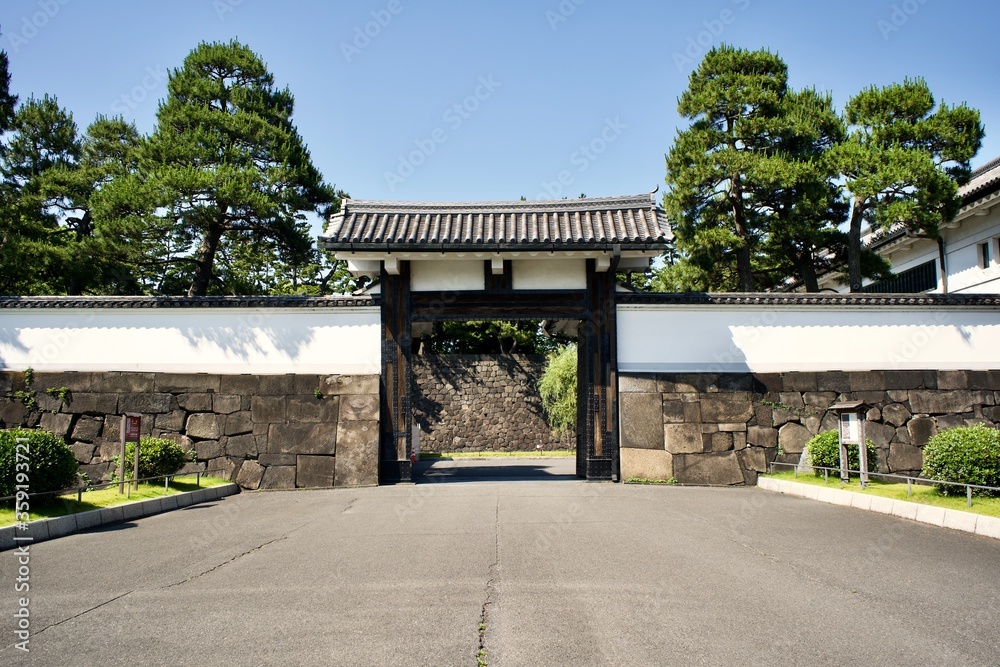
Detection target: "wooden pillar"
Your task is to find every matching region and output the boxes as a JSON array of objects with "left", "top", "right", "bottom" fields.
[
  {"left": 380, "top": 263, "right": 413, "bottom": 483},
  {"left": 577, "top": 260, "right": 619, "bottom": 481}
]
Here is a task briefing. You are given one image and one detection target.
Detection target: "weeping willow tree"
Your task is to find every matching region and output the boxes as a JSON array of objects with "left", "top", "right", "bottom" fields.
[{"left": 538, "top": 345, "right": 577, "bottom": 443}]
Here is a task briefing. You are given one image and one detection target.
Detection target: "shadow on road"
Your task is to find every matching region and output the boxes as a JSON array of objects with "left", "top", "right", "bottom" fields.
[{"left": 414, "top": 457, "right": 579, "bottom": 483}]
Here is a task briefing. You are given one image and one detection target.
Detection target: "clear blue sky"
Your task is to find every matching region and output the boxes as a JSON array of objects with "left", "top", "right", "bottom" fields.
[{"left": 4, "top": 0, "right": 999, "bottom": 214}]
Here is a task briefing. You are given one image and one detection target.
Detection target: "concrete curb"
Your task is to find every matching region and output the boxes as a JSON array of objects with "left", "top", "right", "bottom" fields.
[
  {"left": 758, "top": 476, "right": 1000, "bottom": 541},
  {"left": 0, "top": 483, "right": 239, "bottom": 551}
]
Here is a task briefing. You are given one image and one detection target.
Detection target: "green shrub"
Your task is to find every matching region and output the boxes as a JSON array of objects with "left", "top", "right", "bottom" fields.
[
  {"left": 806, "top": 430, "right": 879, "bottom": 475},
  {"left": 538, "top": 344, "right": 577, "bottom": 437},
  {"left": 922, "top": 424, "right": 1000, "bottom": 496},
  {"left": 0, "top": 428, "right": 79, "bottom": 498},
  {"left": 112, "top": 437, "right": 192, "bottom": 481}
]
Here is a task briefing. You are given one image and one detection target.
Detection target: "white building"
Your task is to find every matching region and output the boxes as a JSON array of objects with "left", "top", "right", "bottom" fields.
[{"left": 820, "top": 157, "right": 1000, "bottom": 294}]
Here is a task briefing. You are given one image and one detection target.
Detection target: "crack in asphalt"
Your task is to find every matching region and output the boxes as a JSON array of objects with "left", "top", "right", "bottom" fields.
[
  {"left": 161, "top": 535, "right": 288, "bottom": 589},
  {"left": 476, "top": 491, "right": 500, "bottom": 666},
  {"left": 26, "top": 590, "right": 134, "bottom": 642}
]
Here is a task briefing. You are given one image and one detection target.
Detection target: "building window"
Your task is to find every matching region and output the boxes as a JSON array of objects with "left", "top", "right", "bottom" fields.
[
  {"left": 981, "top": 241, "right": 993, "bottom": 269},
  {"left": 861, "top": 260, "right": 937, "bottom": 294}
]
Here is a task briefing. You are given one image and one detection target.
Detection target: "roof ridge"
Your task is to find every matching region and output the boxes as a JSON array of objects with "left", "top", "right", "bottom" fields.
[{"left": 339, "top": 193, "right": 658, "bottom": 212}]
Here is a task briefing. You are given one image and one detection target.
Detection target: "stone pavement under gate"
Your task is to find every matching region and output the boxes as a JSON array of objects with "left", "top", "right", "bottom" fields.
[{"left": 2, "top": 461, "right": 1000, "bottom": 666}]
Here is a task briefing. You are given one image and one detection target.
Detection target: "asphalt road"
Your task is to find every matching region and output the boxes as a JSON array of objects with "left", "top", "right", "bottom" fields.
[{"left": 3, "top": 459, "right": 1000, "bottom": 666}]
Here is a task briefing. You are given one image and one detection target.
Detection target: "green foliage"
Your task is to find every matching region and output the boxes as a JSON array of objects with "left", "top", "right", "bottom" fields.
[
  {"left": 538, "top": 345, "right": 577, "bottom": 437},
  {"left": 0, "top": 428, "right": 79, "bottom": 498},
  {"left": 112, "top": 437, "right": 192, "bottom": 481},
  {"left": 922, "top": 424, "right": 1000, "bottom": 496},
  {"left": 806, "top": 430, "right": 878, "bottom": 474},
  {"left": 423, "top": 320, "right": 562, "bottom": 355}
]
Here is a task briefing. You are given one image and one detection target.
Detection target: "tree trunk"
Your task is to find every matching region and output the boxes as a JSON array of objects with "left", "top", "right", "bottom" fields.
[
  {"left": 847, "top": 203, "right": 865, "bottom": 292},
  {"left": 729, "top": 178, "right": 756, "bottom": 291},
  {"left": 187, "top": 223, "right": 224, "bottom": 297},
  {"left": 800, "top": 254, "right": 819, "bottom": 292}
]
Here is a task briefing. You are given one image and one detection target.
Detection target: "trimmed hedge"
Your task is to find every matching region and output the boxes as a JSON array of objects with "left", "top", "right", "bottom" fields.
[
  {"left": 113, "top": 437, "right": 192, "bottom": 481},
  {"left": 806, "top": 430, "right": 879, "bottom": 475},
  {"left": 0, "top": 428, "right": 79, "bottom": 498},
  {"left": 922, "top": 424, "right": 1000, "bottom": 496}
]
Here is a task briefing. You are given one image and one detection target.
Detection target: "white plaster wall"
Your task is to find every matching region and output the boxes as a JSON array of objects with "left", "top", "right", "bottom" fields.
[
  {"left": 0, "top": 307, "right": 381, "bottom": 375},
  {"left": 512, "top": 258, "right": 586, "bottom": 290},
  {"left": 410, "top": 259, "right": 485, "bottom": 292},
  {"left": 617, "top": 304, "right": 1000, "bottom": 373}
]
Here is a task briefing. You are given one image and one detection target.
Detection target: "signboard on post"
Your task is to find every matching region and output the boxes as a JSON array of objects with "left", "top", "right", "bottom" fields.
[
  {"left": 119, "top": 413, "right": 142, "bottom": 494},
  {"left": 839, "top": 412, "right": 860, "bottom": 445},
  {"left": 830, "top": 401, "right": 869, "bottom": 488}
]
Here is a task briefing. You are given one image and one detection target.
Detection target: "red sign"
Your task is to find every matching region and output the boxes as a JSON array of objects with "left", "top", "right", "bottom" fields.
[{"left": 123, "top": 414, "right": 141, "bottom": 442}]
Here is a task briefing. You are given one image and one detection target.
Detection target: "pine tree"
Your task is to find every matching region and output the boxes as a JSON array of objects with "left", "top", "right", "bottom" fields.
[
  {"left": 833, "top": 79, "right": 983, "bottom": 292},
  {"left": 103, "top": 40, "right": 338, "bottom": 296}
]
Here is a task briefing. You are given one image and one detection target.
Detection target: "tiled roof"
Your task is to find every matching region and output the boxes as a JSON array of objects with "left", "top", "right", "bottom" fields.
[
  {"left": 617, "top": 292, "right": 1000, "bottom": 307},
  {"left": 0, "top": 296, "right": 377, "bottom": 309},
  {"left": 319, "top": 194, "right": 672, "bottom": 251},
  {"left": 961, "top": 156, "right": 1000, "bottom": 203}
]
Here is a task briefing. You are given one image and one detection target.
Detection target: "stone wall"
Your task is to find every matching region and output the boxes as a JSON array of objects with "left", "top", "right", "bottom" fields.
[
  {"left": 412, "top": 354, "right": 568, "bottom": 453},
  {"left": 619, "top": 370, "right": 1000, "bottom": 486},
  {"left": 0, "top": 371, "right": 379, "bottom": 490}
]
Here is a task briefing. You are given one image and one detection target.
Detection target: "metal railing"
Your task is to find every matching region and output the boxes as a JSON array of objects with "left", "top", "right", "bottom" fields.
[
  {"left": 1, "top": 469, "right": 229, "bottom": 505},
  {"left": 768, "top": 461, "right": 999, "bottom": 508}
]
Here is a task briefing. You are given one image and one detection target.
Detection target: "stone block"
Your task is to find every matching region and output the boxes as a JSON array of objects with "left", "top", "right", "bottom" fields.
[
  {"left": 90, "top": 372, "right": 155, "bottom": 393},
  {"left": 224, "top": 434, "right": 258, "bottom": 458},
  {"left": 155, "top": 410, "right": 187, "bottom": 432},
  {"left": 886, "top": 389, "right": 909, "bottom": 402},
  {"left": 294, "top": 374, "right": 322, "bottom": 395},
  {"left": 888, "top": 442, "right": 924, "bottom": 473},
  {"left": 195, "top": 439, "right": 223, "bottom": 460},
  {"left": 718, "top": 422, "right": 747, "bottom": 432},
  {"left": 910, "top": 389, "right": 995, "bottom": 415},
  {"left": 618, "top": 375, "right": 659, "bottom": 393},
  {"left": 673, "top": 451, "right": 744, "bottom": 485},
  {"left": 268, "top": 422, "right": 338, "bottom": 455},
  {"left": 33, "top": 371, "right": 94, "bottom": 392},
  {"left": 907, "top": 416, "right": 937, "bottom": 446},
  {"left": 220, "top": 374, "right": 260, "bottom": 395},
  {"left": 620, "top": 393, "right": 664, "bottom": 450},
  {"left": 738, "top": 447, "right": 771, "bottom": 473},
  {"left": 717, "top": 374, "right": 752, "bottom": 392},
  {"left": 36, "top": 392, "right": 67, "bottom": 413},
  {"left": 699, "top": 396, "right": 753, "bottom": 424},
  {"left": 251, "top": 396, "right": 286, "bottom": 424},
  {"left": 751, "top": 373, "right": 783, "bottom": 394},
  {"left": 662, "top": 399, "right": 685, "bottom": 424},
  {"left": 866, "top": 406, "right": 881, "bottom": 422},
  {"left": 259, "top": 453, "right": 296, "bottom": 466},
  {"left": 39, "top": 412, "right": 74, "bottom": 438},
  {"left": 985, "top": 406, "right": 1000, "bottom": 422},
  {"left": 848, "top": 371, "right": 885, "bottom": 392},
  {"left": 937, "top": 370, "right": 969, "bottom": 390},
  {"left": 816, "top": 371, "right": 849, "bottom": 393},
  {"left": 176, "top": 393, "right": 213, "bottom": 412},
  {"left": 235, "top": 459, "right": 265, "bottom": 490},
  {"left": 0, "top": 399, "right": 27, "bottom": 426},
  {"left": 783, "top": 372, "right": 817, "bottom": 392},
  {"left": 186, "top": 413, "right": 223, "bottom": 440},
  {"left": 659, "top": 373, "right": 717, "bottom": 393},
  {"left": 155, "top": 373, "right": 221, "bottom": 393},
  {"left": 884, "top": 370, "right": 927, "bottom": 390},
  {"left": 213, "top": 394, "right": 241, "bottom": 415},
  {"left": 323, "top": 374, "right": 379, "bottom": 396},
  {"left": 224, "top": 411, "right": 253, "bottom": 436},
  {"left": 620, "top": 448, "right": 673, "bottom": 481},
  {"left": 68, "top": 393, "right": 118, "bottom": 416},
  {"left": 664, "top": 424, "right": 702, "bottom": 454},
  {"left": 260, "top": 465, "right": 296, "bottom": 490},
  {"left": 296, "top": 455, "right": 335, "bottom": 488},
  {"left": 70, "top": 443, "right": 96, "bottom": 464},
  {"left": 969, "top": 370, "right": 1000, "bottom": 390},
  {"left": 934, "top": 414, "right": 966, "bottom": 431},
  {"left": 258, "top": 374, "right": 294, "bottom": 396},
  {"left": 778, "top": 423, "right": 812, "bottom": 455},
  {"left": 882, "top": 403, "right": 911, "bottom": 427},
  {"left": 335, "top": 421, "right": 378, "bottom": 487},
  {"left": 683, "top": 400, "right": 702, "bottom": 423},
  {"left": 747, "top": 426, "right": 777, "bottom": 448},
  {"left": 339, "top": 394, "right": 378, "bottom": 421},
  {"left": 288, "top": 396, "right": 340, "bottom": 423},
  {"left": 866, "top": 422, "right": 897, "bottom": 448},
  {"left": 707, "top": 432, "right": 732, "bottom": 452},
  {"left": 120, "top": 393, "right": 174, "bottom": 415},
  {"left": 803, "top": 392, "right": 837, "bottom": 410}
]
